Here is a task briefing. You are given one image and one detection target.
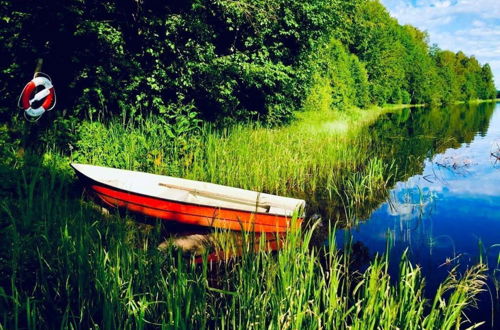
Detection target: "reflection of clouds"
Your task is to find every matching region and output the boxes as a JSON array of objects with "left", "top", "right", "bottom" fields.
[
  {"left": 383, "top": 192, "right": 435, "bottom": 245},
  {"left": 411, "top": 167, "right": 500, "bottom": 197},
  {"left": 423, "top": 155, "right": 500, "bottom": 197},
  {"left": 407, "top": 124, "right": 500, "bottom": 197},
  {"left": 386, "top": 185, "right": 436, "bottom": 221},
  {"left": 387, "top": 202, "right": 414, "bottom": 217},
  {"left": 445, "top": 172, "right": 500, "bottom": 197},
  {"left": 399, "top": 174, "right": 445, "bottom": 193}
]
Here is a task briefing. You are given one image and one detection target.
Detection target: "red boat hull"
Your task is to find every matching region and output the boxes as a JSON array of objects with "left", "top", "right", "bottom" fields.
[{"left": 86, "top": 182, "right": 302, "bottom": 232}]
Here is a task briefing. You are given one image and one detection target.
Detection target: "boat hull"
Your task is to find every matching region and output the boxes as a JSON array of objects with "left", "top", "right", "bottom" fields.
[{"left": 75, "top": 167, "right": 303, "bottom": 232}]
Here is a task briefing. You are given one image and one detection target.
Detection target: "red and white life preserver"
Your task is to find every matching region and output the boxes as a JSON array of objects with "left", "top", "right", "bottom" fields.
[{"left": 18, "top": 75, "right": 56, "bottom": 118}]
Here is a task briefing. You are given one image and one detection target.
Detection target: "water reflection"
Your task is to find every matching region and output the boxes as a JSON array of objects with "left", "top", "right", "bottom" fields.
[
  {"left": 304, "top": 103, "right": 496, "bottom": 228},
  {"left": 368, "top": 103, "right": 495, "bottom": 183},
  {"left": 338, "top": 102, "right": 500, "bottom": 328},
  {"left": 153, "top": 102, "right": 499, "bottom": 325}
]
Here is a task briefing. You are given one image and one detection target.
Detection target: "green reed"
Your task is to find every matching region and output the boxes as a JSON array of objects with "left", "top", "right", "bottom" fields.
[
  {"left": 73, "top": 107, "right": 403, "bottom": 226},
  {"left": 0, "top": 157, "right": 488, "bottom": 329},
  {"left": 0, "top": 105, "right": 490, "bottom": 328}
]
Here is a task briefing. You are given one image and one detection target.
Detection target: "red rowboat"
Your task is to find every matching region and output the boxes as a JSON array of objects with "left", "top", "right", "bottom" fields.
[{"left": 71, "top": 164, "right": 305, "bottom": 232}]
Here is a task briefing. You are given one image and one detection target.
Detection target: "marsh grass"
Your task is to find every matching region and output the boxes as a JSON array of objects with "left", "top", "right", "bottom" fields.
[
  {"left": 0, "top": 105, "right": 490, "bottom": 328},
  {"left": 0, "top": 149, "right": 489, "bottom": 329},
  {"left": 73, "top": 107, "right": 405, "bottom": 226},
  {"left": 478, "top": 241, "right": 500, "bottom": 325}
]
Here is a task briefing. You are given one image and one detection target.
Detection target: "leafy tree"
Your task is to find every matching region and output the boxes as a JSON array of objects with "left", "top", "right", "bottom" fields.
[
  {"left": 399, "top": 25, "right": 439, "bottom": 105},
  {"left": 1, "top": 0, "right": 352, "bottom": 126},
  {"left": 433, "top": 50, "right": 461, "bottom": 104},
  {"left": 349, "top": 55, "right": 370, "bottom": 108},
  {"left": 479, "top": 64, "right": 496, "bottom": 99},
  {"left": 0, "top": 0, "right": 496, "bottom": 143},
  {"left": 349, "top": 0, "right": 406, "bottom": 105}
]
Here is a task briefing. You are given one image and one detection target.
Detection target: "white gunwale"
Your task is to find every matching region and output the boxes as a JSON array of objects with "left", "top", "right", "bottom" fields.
[{"left": 71, "top": 163, "right": 306, "bottom": 217}]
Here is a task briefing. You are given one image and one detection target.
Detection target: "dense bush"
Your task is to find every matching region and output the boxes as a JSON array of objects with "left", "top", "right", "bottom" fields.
[
  {"left": 0, "top": 0, "right": 496, "bottom": 137},
  {"left": 0, "top": 0, "right": 361, "bottom": 126}
]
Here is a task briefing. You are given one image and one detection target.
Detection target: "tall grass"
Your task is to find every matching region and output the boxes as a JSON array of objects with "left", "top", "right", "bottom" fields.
[
  {"left": 74, "top": 107, "right": 404, "bottom": 225},
  {"left": 478, "top": 241, "right": 500, "bottom": 326},
  {"left": 0, "top": 154, "right": 488, "bottom": 329},
  {"left": 1, "top": 105, "right": 491, "bottom": 328}
]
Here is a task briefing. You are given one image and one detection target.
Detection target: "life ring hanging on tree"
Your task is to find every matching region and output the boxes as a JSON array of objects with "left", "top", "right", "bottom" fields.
[{"left": 18, "top": 72, "right": 56, "bottom": 121}]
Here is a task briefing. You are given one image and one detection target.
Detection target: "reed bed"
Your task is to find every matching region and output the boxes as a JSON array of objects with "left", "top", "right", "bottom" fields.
[
  {"left": 0, "top": 161, "right": 488, "bottom": 329},
  {"left": 74, "top": 107, "right": 401, "bottom": 224},
  {"left": 0, "top": 105, "right": 489, "bottom": 328}
]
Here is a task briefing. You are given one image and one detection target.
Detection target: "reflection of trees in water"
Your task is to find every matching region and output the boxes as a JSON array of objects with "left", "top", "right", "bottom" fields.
[
  {"left": 324, "top": 103, "right": 495, "bottom": 228},
  {"left": 306, "top": 103, "right": 495, "bottom": 232},
  {"left": 326, "top": 102, "right": 496, "bottom": 261},
  {"left": 369, "top": 103, "right": 495, "bottom": 181}
]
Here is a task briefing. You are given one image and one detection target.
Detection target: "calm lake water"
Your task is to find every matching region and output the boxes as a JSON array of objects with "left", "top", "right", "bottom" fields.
[
  {"left": 337, "top": 102, "right": 500, "bottom": 327},
  {"left": 166, "top": 102, "right": 500, "bottom": 326}
]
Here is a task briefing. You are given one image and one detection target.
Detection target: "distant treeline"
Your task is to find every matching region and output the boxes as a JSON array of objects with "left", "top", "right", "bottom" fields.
[{"left": 0, "top": 0, "right": 496, "bottom": 125}]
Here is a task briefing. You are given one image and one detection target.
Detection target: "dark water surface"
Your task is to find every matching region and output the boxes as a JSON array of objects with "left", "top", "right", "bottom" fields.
[
  {"left": 338, "top": 102, "right": 500, "bottom": 327},
  {"left": 164, "top": 102, "right": 500, "bottom": 327}
]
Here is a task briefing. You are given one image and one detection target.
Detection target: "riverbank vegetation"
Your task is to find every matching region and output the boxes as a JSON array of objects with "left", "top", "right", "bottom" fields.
[
  {"left": 1, "top": 0, "right": 497, "bottom": 328},
  {"left": 0, "top": 161, "right": 488, "bottom": 328},
  {"left": 1, "top": 103, "right": 496, "bottom": 328},
  {"left": 1, "top": 0, "right": 496, "bottom": 132}
]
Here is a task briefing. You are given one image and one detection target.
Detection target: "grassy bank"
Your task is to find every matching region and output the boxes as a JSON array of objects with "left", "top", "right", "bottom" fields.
[
  {"left": 455, "top": 98, "right": 500, "bottom": 105},
  {"left": 0, "top": 105, "right": 489, "bottom": 328},
  {"left": 73, "top": 105, "right": 414, "bottom": 224},
  {"left": 0, "top": 162, "right": 487, "bottom": 328}
]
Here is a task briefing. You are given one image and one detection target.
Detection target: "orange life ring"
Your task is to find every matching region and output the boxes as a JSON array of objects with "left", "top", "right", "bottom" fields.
[{"left": 18, "top": 75, "right": 56, "bottom": 118}]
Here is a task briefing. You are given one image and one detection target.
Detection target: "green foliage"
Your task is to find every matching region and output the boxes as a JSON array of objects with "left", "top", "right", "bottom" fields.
[
  {"left": 74, "top": 112, "right": 201, "bottom": 177},
  {"left": 479, "top": 64, "right": 497, "bottom": 100},
  {"left": 302, "top": 74, "right": 334, "bottom": 113},
  {"left": 0, "top": 0, "right": 352, "bottom": 127},
  {"left": 350, "top": 0, "right": 406, "bottom": 105},
  {"left": 344, "top": 0, "right": 496, "bottom": 107},
  {"left": 431, "top": 50, "right": 496, "bottom": 103},
  {"left": 312, "top": 39, "right": 355, "bottom": 110},
  {"left": 305, "top": 38, "right": 370, "bottom": 112},
  {"left": 433, "top": 50, "right": 460, "bottom": 104},
  {"left": 0, "top": 160, "right": 487, "bottom": 328},
  {"left": 349, "top": 55, "right": 370, "bottom": 108},
  {"left": 0, "top": 0, "right": 496, "bottom": 146},
  {"left": 399, "top": 26, "right": 439, "bottom": 105}
]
